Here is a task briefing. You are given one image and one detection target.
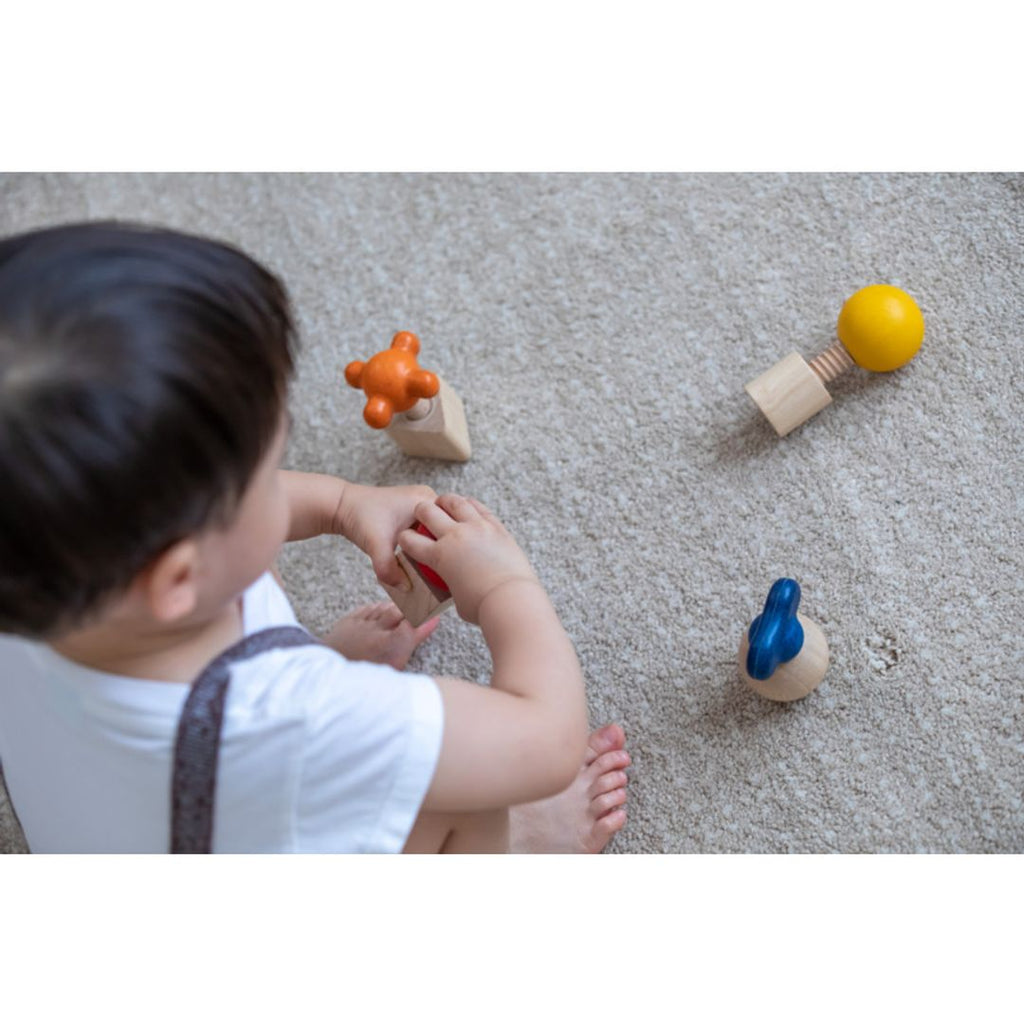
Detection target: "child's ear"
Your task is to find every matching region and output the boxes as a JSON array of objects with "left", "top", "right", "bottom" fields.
[{"left": 140, "top": 538, "right": 201, "bottom": 622}]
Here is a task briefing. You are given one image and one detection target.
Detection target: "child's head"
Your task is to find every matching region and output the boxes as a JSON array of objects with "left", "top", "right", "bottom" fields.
[{"left": 0, "top": 222, "right": 297, "bottom": 639}]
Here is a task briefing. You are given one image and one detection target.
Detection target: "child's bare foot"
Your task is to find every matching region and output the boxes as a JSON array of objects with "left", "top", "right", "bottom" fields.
[
  {"left": 322, "top": 602, "right": 440, "bottom": 669},
  {"left": 509, "top": 723, "right": 630, "bottom": 853}
]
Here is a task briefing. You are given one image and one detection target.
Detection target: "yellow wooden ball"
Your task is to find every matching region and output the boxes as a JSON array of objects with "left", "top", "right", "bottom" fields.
[{"left": 836, "top": 284, "right": 924, "bottom": 371}]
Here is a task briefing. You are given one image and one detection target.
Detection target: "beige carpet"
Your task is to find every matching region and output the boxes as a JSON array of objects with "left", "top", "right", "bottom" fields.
[{"left": 2, "top": 172, "right": 1021, "bottom": 853}]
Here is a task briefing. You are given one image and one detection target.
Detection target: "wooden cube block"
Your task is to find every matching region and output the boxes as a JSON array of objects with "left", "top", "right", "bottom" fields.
[
  {"left": 744, "top": 351, "right": 832, "bottom": 437},
  {"left": 385, "top": 377, "right": 471, "bottom": 462},
  {"left": 380, "top": 549, "right": 454, "bottom": 627}
]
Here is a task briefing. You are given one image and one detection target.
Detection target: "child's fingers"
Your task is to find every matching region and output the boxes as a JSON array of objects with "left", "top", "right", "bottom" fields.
[
  {"left": 397, "top": 527, "right": 435, "bottom": 563},
  {"left": 372, "top": 550, "right": 411, "bottom": 591},
  {"left": 465, "top": 497, "right": 497, "bottom": 520},
  {"left": 413, "top": 499, "right": 457, "bottom": 537},
  {"left": 436, "top": 493, "right": 483, "bottom": 523}
]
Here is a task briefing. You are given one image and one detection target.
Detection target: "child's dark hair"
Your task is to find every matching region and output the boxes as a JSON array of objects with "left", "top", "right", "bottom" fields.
[{"left": 0, "top": 222, "right": 297, "bottom": 638}]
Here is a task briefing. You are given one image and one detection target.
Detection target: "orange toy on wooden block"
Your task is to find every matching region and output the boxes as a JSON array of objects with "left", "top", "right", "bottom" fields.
[{"left": 345, "top": 331, "right": 471, "bottom": 461}]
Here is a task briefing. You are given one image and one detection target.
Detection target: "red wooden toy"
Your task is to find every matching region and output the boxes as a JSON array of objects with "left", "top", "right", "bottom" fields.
[{"left": 411, "top": 522, "right": 449, "bottom": 593}]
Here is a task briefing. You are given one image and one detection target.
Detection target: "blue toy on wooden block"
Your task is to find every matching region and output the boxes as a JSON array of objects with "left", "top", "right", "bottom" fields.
[{"left": 738, "top": 578, "right": 829, "bottom": 701}]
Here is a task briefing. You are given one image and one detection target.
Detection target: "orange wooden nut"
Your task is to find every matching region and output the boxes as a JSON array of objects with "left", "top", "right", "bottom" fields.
[{"left": 345, "top": 331, "right": 441, "bottom": 428}]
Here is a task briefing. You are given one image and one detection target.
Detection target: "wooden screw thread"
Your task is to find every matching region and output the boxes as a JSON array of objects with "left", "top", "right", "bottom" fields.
[
  {"left": 809, "top": 340, "right": 854, "bottom": 383},
  {"left": 403, "top": 397, "right": 433, "bottom": 421}
]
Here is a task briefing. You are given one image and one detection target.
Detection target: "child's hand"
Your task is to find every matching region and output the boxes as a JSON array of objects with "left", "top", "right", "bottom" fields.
[
  {"left": 333, "top": 482, "right": 438, "bottom": 591},
  {"left": 397, "top": 494, "right": 540, "bottom": 624}
]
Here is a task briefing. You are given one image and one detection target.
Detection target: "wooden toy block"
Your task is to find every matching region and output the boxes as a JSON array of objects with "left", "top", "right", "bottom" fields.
[
  {"left": 738, "top": 578, "right": 829, "bottom": 702},
  {"left": 345, "top": 331, "right": 471, "bottom": 462},
  {"left": 744, "top": 350, "right": 835, "bottom": 437},
  {"left": 745, "top": 284, "right": 924, "bottom": 436},
  {"left": 381, "top": 548, "right": 454, "bottom": 628}
]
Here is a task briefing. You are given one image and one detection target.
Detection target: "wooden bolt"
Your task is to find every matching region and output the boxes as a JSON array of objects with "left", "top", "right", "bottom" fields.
[
  {"left": 745, "top": 285, "right": 924, "bottom": 436},
  {"left": 738, "top": 579, "right": 829, "bottom": 702},
  {"left": 345, "top": 331, "right": 471, "bottom": 461}
]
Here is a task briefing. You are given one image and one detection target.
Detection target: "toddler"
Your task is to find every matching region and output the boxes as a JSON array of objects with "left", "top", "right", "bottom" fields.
[{"left": 0, "top": 222, "right": 630, "bottom": 853}]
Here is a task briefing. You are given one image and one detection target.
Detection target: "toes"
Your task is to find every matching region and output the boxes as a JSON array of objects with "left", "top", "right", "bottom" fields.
[
  {"left": 587, "top": 749, "right": 631, "bottom": 778},
  {"left": 585, "top": 723, "right": 626, "bottom": 765},
  {"left": 590, "top": 788, "right": 627, "bottom": 818},
  {"left": 393, "top": 614, "right": 439, "bottom": 643},
  {"left": 411, "top": 617, "right": 441, "bottom": 642},
  {"left": 582, "top": 805, "right": 627, "bottom": 853},
  {"left": 593, "top": 807, "right": 626, "bottom": 835},
  {"left": 378, "top": 604, "right": 405, "bottom": 627},
  {"left": 589, "top": 770, "right": 629, "bottom": 800},
  {"left": 385, "top": 615, "right": 441, "bottom": 669}
]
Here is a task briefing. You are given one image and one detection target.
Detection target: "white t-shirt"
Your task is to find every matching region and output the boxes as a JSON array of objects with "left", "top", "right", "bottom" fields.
[{"left": 0, "top": 573, "right": 443, "bottom": 853}]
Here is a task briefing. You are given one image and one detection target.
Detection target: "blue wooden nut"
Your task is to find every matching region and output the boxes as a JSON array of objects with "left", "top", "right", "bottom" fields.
[
  {"left": 738, "top": 578, "right": 829, "bottom": 702},
  {"left": 746, "top": 578, "right": 804, "bottom": 680}
]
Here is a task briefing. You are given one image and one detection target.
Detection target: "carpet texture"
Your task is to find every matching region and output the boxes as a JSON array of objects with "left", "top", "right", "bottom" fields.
[{"left": 1, "top": 172, "right": 1021, "bottom": 854}]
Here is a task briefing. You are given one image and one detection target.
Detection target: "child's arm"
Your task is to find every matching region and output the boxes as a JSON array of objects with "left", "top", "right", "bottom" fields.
[
  {"left": 281, "top": 471, "right": 346, "bottom": 542},
  {"left": 280, "top": 471, "right": 436, "bottom": 589},
  {"left": 396, "top": 495, "right": 590, "bottom": 811}
]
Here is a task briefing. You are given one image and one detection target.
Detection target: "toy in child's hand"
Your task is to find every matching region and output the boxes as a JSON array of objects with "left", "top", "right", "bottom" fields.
[
  {"left": 410, "top": 522, "right": 449, "bottom": 592},
  {"left": 745, "top": 284, "right": 925, "bottom": 437},
  {"left": 379, "top": 521, "right": 453, "bottom": 628},
  {"left": 737, "top": 578, "right": 829, "bottom": 701},
  {"left": 344, "top": 331, "right": 471, "bottom": 461}
]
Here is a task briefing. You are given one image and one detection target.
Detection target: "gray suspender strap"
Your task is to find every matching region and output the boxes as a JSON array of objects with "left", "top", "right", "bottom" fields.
[{"left": 170, "top": 625, "right": 322, "bottom": 853}]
